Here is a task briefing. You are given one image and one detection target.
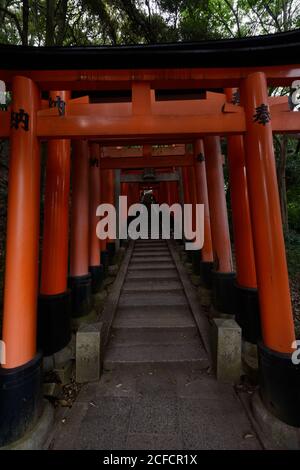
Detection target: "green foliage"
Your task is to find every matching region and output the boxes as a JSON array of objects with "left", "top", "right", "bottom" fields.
[
  {"left": 0, "top": 0, "right": 299, "bottom": 46},
  {"left": 285, "top": 230, "right": 300, "bottom": 277},
  {"left": 285, "top": 139, "right": 300, "bottom": 232}
]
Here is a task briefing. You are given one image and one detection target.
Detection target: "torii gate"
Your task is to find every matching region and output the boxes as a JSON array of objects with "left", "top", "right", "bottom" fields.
[{"left": 0, "top": 30, "right": 300, "bottom": 446}]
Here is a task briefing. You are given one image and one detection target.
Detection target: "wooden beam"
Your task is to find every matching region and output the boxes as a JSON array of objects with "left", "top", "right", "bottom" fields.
[
  {"left": 36, "top": 113, "right": 245, "bottom": 139},
  {"left": 102, "top": 145, "right": 185, "bottom": 157},
  {"left": 120, "top": 172, "right": 179, "bottom": 182},
  {"left": 1, "top": 65, "right": 300, "bottom": 90},
  {"left": 100, "top": 155, "right": 193, "bottom": 169}
]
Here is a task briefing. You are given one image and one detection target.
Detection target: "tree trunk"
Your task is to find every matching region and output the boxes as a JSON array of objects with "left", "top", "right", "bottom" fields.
[
  {"left": 22, "top": 0, "right": 29, "bottom": 45},
  {"left": 56, "top": 0, "right": 68, "bottom": 45},
  {"left": 45, "top": 0, "right": 55, "bottom": 46}
]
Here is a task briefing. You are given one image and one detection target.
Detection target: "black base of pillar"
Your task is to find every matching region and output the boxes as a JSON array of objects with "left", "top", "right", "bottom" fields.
[
  {"left": 107, "top": 242, "right": 116, "bottom": 264},
  {"left": 37, "top": 291, "right": 71, "bottom": 356},
  {"left": 101, "top": 250, "right": 109, "bottom": 275},
  {"left": 212, "top": 270, "right": 236, "bottom": 314},
  {"left": 191, "top": 250, "right": 201, "bottom": 275},
  {"left": 0, "top": 352, "right": 42, "bottom": 447},
  {"left": 199, "top": 261, "right": 214, "bottom": 289},
  {"left": 68, "top": 274, "right": 92, "bottom": 318},
  {"left": 89, "top": 264, "right": 104, "bottom": 293},
  {"left": 235, "top": 284, "right": 261, "bottom": 344},
  {"left": 185, "top": 248, "right": 193, "bottom": 263},
  {"left": 258, "top": 342, "right": 300, "bottom": 427}
]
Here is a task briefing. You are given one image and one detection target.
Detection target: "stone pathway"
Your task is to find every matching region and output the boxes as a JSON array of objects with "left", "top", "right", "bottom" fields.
[{"left": 47, "top": 240, "right": 262, "bottom": 450}]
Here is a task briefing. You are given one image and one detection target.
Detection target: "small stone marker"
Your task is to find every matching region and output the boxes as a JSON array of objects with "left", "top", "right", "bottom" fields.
[
  {"left": 212, "top": 318, "right": 241, "bottom": 383},
  {"left": 76, "top": 322, "right": 102, "bottom": 383}
]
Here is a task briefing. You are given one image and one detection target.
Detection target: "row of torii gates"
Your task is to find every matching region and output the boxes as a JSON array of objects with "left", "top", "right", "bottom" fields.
[{"left": 0, "top": 31, "right": 300, "bottom": 446}]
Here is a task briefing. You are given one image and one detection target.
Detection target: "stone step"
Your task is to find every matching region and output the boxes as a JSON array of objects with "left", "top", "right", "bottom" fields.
[
  {"left": 123, "top": 278, "right": 182, "bottom": 292},
  {"left": 110, "top": 325, "right": 199, "bottom": 345},
  {"left": 130, "top": 256, "right": 172, "bottom": 264},
  {"left": 118, "top": 290, "right": 187, "bottom": 307},
  {"left": 104, "top": 342, "right": 209, "bottom": 368},
  {"left": 114, "top": 305, "right": 195, "bottom": 328},
  {"left": 127, "top": 268, "right": 178, "bottom": 280},
  {"left": 134, "top": 242, "right": 167, "bottom": 248},
  {"left": 128, "top": 262, "right": 175, "bottom": 270},
  {"left": 132, "top": 251, "right": 170, "bottom": 256}
]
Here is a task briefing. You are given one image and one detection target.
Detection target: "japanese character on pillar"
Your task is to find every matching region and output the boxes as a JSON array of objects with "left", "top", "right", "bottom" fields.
[
  {"left": 49, "top": 95, "right": 66, "bottom": 116},
  {"left": 196, "top": 152, "right": 205, "bottom": 162},
  {"left": 89, "top": 156, "right": 99, "bottom": 167},
  {"left": 10, "top": 108, "right": 29, "bottom": 131},
  {"left": 253, "top": 103, "right": 271, "bottom": 126}
]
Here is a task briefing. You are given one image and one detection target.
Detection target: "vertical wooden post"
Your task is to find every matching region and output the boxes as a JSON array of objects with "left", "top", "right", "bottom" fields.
[
  {"left": 243, "top": 72, "right": 299, "bottom": 426},
  {"left": 38, "top": 91, "right": 71, "bottom": 356},
  {"left": 0, "top": 76, "right": 42, "bottom": 446},
  {"left": 69, "top": 140, "right": 92, "bottom": 318},
  {"left": 225, "top": 88, "right": 260, "bottom": 343},
  {"left": 89, "top": 142, "right": 103, "bottom": 293},
  {"left": 194, "top": 139, "right": 214, "bottom": 286},
  {"left": 102, "top": 168, "right": 115, "bottom": 264},
  {"left": 114, "top": 169, "right": 121, "bottom": 251},
  {"left": 204, "top": 136, "right": 236, "bottom": 314}
]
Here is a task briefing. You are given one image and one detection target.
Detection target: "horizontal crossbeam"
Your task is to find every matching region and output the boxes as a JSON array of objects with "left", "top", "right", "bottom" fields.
[
  {"left": 100, "top": 156, "right": 193, "bottom": 169},
  {"left": 120, "top": 172, "right": 179, "bottom": 182}
]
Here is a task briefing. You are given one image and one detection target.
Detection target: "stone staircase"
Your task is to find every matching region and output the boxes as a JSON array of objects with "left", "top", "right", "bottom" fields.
[{"left": 104, "top": 239, "right": 208, "bottom": 368}]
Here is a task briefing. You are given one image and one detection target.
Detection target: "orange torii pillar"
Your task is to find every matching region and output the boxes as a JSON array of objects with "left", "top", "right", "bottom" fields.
[
  {"left": 225, "top": 88, "right": 260, "bottom": 344},
  {"left": 204, "top": 136, "right": 236, "bottom": 314},
  {"left": 194, "top": 139, "right": 214, "bottom": 287},
  {"left": 120, "top": 181, "right": 129, "bottom": 246},
  {"left": 88, "top": 143, "right": 103, "bottom": 293},
  {"left": 181, "top": 164, "right": 194, "bottom": 255},
  {"left": 242, "top": 72, "right": 299, "bottom": 426},
  {"left": 179, "top": 167, "right": 191, "bottom": 247},
  {"left": 187, "top": 162, "right": 200, "bottom": 269},
  {"left": 38, "top": 90, "right": 71, "bottom": 357},
  {"left": 181, "top": 166, "right": 191, "bottom": 205},
  {"left": 166, "top": 180, "right": 176, "bottom": 231},
  {"left": 0, "top": 76, "right": 42, "bottom": 446},
  {"left": 169, "top": 180, "right": 179, "bottom": 205},
  {"left": 100, "top": 167, "right": 115, "bottom": 268},
  {"left": 99, "top": 157, "right": 109, "bottom": 275},
  {"left": 69, "top": 140, "right": 92, "bottom": 318},
  {"left": 126, "top": 180, "right": 140, "bottom": 234}
]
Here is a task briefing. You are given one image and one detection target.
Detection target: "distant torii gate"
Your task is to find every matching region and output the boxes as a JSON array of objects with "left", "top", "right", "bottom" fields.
[{"left": 0, "top": 31, "right": 300, "bottom": 446}]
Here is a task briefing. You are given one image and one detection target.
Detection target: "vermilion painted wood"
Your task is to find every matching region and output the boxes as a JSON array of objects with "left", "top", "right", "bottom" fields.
[
  {"left": 99, "top": 155, "right": 194, "bottom": 169},
  {"left": 89, "top": 142, "right": 101, "bottom": 267},
  {"left": 100, "top": 167, "right": 115, "bottom": 245},
  {"left": 40, "top": 91, "right": 71, "bottom": 295},
  {"left": 242, "top": 72, "right": 295, "bottom": 353},
  {"left": 194, "top": 139, "right": 213, "bottom": 263},
  {"left": 204, "top": 136, "right": 233, "bottom": 273},
  {"left": 225, "top": 89, "right": 257, "bottom": 289},
  {"left": 102, "top": 145, "right": 185, "bottom": 157},
  {"left": 1, "top": 64, "right": 300, "bottom": 90},
  {"left": 0, "top": 93, "right": 299, "bottom": 139},
  {"left": 2, "top": 76, "right": 40, "bottom": 368},
  {"left": 36, "top": 112, "right": 245, "bottom": 139},
  {"left": 70, "top": 140, "right": 90, "bottom": 277},
  {"left": 182, "top": 166, "right": 191, "bottom": 205}
]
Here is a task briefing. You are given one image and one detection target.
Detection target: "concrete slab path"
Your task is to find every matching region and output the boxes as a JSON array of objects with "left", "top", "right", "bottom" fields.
[{"left": 47, "top": 240, "right": 262, "bottom": 450}]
